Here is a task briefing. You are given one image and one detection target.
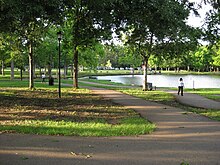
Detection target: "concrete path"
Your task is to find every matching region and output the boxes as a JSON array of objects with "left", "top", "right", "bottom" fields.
[
  {"left": 80, "top": 80, "right": 220, "bottom": 110},
  {"left": 1, "top": 86, "right": 220, "bottom": 165},
  {"left": 167, "top": 90, "right": 220, "bottom": 110}
]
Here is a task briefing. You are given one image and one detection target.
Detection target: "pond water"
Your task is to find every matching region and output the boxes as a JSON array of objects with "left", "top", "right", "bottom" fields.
[{"left": 97, "top": 74, "right": 220, "bottom": 88}]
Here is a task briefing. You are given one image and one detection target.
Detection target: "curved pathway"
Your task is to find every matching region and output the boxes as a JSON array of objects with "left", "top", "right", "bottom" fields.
[
  {"left": 80, "top": 80, "right": 220, "bottom": 110},
  {"left": 167, "top": 90, "right": 220, "bottom": 110}
]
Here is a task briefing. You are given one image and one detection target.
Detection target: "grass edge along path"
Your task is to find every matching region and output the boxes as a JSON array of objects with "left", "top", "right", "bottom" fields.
[{"left": 77, "top": 79, "right": 220, "bottom": 121}]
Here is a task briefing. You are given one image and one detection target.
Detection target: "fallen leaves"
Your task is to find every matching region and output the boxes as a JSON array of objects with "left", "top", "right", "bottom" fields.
[{"left": 70, "top": 151, "right": 92, "bottom": 159}]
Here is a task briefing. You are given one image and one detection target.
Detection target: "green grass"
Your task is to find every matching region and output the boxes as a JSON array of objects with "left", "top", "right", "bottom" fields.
[
  {"left": 0, "top": 80, "right": 155, "bottom": 136},
  {"left": 188, "top": 107, "right": 220, "bottom": 121},
  {"left": 0, "top": 79, "right": 73, "bottom": 89},
  {"left": 119, "top": 88, "right": 174, "bottom": 102},
  {"left": 0, "top": 117, "right": 155, "bottom": 136},
  {"left": 186, "top": 88, "right": 220, "bottom": 101},
  {"left": 0, "top": 79, "right": 29, "bottom": 87}
]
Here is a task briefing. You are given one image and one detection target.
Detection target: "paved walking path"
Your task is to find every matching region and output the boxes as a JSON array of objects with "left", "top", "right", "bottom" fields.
[
  {"left": 167, "top": 90, "right": 220, "bottom": 110},
  {"left": 0, "top": 85, "right": 220, "bottom": 165},
  {"left": 80, "top": 80, "right": 220, "bottom": 110}
]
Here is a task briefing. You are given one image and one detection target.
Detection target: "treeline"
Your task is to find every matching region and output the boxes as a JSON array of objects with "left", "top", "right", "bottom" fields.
[{"left": 1, "top": 40, "right": 219, "bottom": 76}]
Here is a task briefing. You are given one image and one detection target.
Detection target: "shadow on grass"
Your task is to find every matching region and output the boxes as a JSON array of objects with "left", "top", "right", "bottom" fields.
[{"left": 0, "top": 88, "right": 137, "bottom": 123}]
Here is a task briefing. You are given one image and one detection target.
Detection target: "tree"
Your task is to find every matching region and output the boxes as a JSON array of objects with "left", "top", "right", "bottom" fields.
[
  {"left": 64, "top": 0, "right": 114, "bottom": 88},
  {"left": 35, "top": 26, "right": 58, "bottom": 79},
  {"left": 0, "top": 33, "right": 10, "bottom": 76},
  {"left": 0, "top": 0, "right": 65, "bottom": 89},
  {"left": 79, "top": 42, "right": 105, "bottom": 70},
  {"left": 192, "top": 46, "right": 213, "bottom": 72},
  {"left": 114, "top": 0, "right": 198, "bottom": 90},
  {"left": 203, "top": 0, "right": 220, "bottom": 44},
  {"left": 118, "top": 46, "right": 142, "bottom": 69},
  {"left": 209, "top": 41, "right": 220, "bottom": 71}
]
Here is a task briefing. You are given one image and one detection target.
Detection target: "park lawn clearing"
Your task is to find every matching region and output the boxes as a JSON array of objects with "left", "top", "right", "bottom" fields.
[{"left": 0, "top": 80, "right": 155, "bottom": 136}]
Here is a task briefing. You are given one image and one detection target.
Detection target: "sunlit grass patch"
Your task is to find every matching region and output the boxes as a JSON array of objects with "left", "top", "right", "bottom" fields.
[
  {"left": 119, "top": 88, "right": 174, "bottom": 102},
  {"left": 0, "top": 117, "right": 155, "bottom": 136},
  {"left": 189, "top": 108, "right": 220, "bottom": 121}
]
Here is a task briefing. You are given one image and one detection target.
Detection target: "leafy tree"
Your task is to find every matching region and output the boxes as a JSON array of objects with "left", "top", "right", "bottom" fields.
[
  {"left": 211, "top": 42, "right": 220, "bottom": 71},
  {"left": 35, "top": 26, "right": 58, "bottom": 79},
  {"left": 64, "top": 0, "right": 114, "bottom": 88},
  {"left": 114, "top": 0, "right": 198, "bottom": 90},
  {"left": 0, "top": 0, "right": 65, "bottom": 89},
  {"left": 192, "top": 46, "right": 213, "bottom": 72},
  {"left": 203, "top": 0, "right": 220, "bottom": 44},
  {"left": 118, "top": 46, "right": 142, "bottom": 69},
  {"left": 0, "top": 33, "right": 10, "bottom": 76},
  {"left": 79, "top": 42, "right": 105, "bottom": 70}
]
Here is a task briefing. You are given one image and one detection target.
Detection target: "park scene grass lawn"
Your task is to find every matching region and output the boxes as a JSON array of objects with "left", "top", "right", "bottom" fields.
[{"left": 0, "top": 80, "right": 155, "bottom": 136}]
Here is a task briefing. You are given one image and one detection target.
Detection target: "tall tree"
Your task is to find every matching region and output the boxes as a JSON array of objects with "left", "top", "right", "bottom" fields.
[
  {"left": 114, "top": 0, "right": 198, "bottom": 90},
  {"left": 64, "top": 0, "right": 114, "bottom": 88},
  {"left": 203, "top": 0, "right": 220, "bottom": 44}
]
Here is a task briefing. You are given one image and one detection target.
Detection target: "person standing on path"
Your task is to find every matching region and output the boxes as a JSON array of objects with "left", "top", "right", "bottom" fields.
[{"left": 178, "top": 78, "right": 184, "bottom": 96}]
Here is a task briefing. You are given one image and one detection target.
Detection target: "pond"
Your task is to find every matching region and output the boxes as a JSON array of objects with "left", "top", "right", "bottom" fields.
[{"left": 96, "top": 74, "right": 220, "bottom": 88}]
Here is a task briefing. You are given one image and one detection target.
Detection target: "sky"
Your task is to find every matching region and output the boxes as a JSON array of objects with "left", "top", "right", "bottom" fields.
[{"left": 187, "top": 0, "right": 212, "bottom": 27}]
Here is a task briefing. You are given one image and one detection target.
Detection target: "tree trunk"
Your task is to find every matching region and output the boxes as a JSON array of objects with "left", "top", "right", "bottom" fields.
[
  {"left": 28, "top": 41, "right": 34, "bottom": 89},
  {"left": 48, "top": 62, "right": 52, "bottom": 79},
  {"left": 64, "top": 60, "right": 67, "bottom": 79},
  {"left": 20, "top": 68, "right": 23, "bottom": 81},
  {"left": 142, "top": 32, "right": 153, "bottom": 91},
  {"left": 1, "top": 61, "right": 4, "bottom": 76},
  {"left": 73, "top": 47, "right": 79, "bottom": 88},
  {"left": 11, "top": 60, "right": 14, "bottom": 80},
  {"left": 39, "top": 67, "right": 42, "bottom": 77},
  {"left": 177, "top": 67, "right": 180, "bottom": 72},
  {"left": 142, "top": 57, "right": 148, "bottom": 91},
  {"left": 187, "top": 66, "right": 190, "bottom": 72}
]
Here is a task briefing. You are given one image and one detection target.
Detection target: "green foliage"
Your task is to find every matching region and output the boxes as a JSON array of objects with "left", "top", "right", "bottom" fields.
[
  {"left": 203, "top": 1, "right": 220, "bottom": 44},
  {"left": 35, "top": 27, "right": 58, "bottom": 68},
  {"left": 180, "top": 161, "right": 190, "bottom": 165},
  {"left": 113, "top": 0, "right": 200, "bottom": 90},
  {"left": 79, "top": 42, "right": 105, "bottom": 69},
  {"left": 0, "top": 0, "right": 219, "bottom": 89}
]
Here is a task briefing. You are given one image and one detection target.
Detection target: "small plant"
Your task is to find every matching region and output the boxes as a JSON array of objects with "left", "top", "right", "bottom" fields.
[{"left": 180, "top": 161, "right": 190, "bottom": 165}]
